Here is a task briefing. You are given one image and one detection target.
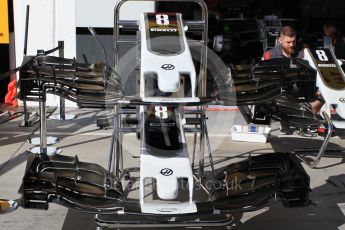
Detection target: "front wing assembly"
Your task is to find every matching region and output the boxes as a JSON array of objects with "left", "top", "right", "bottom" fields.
[{"left": 19, "top": 152, "right": 310, "bottom": 220}]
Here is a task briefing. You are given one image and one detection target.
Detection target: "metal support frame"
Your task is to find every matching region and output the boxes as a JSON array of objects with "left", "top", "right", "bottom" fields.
[
  {"left": 27, "top": 136, "right": 60, "bottom": 145},
  {"left": 294, "top": 112, "right": 333, "bottom": 168},
  {"left": 50, "top": 41, "right": 76, "bottom": 121},
  {"left": 29, "top": 101, "right": 61, "bottom": 155},
  {"left": 113, "top": 105, "right": 122, "bottom": 178},
  {"left": 111, "top": 0, "right": 210, "bottom": 179},
  {"left": 203, "top": 115, "right": 215, "bottom": 177},
  {"left": 40, "top": 101, "right": 47, "bottom": 153},
  {"left": 50, "top": 97, "right": 76, "bottom": 120},
  {"left": 189, "top": 112, "right": 214, "bottom": 187},
  {"left": 22, "top": 101, "right": 30, "bottom": 126},
  {"left": 198, "top": 113, "right": 206, "bottom": 181},
  {"left": 108, "top": 105, "right": 138, "bottom": 180},
  {"left": 22, "top": 6, "right": 30, "bottom": 127},
  {"left": 29, "top": 45, "right": 63, "bottom": 155},
  {"left": 102, "top": 1, "right": 216, "bottom": 227},
  {"left": 29, "top": 42, "right": 67, "bottom": 148},
  {"left": 190, "top": 110, "right": 203, "bottom": 170}
]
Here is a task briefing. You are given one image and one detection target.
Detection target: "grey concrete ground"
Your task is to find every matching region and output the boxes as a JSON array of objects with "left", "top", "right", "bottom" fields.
[{"left": 0, "top": 107, "right": 345, "bottom": 230}]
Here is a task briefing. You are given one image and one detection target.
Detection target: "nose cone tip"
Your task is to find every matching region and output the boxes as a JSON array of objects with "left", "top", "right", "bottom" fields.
[
  {"left": 157, "top": 189, "right": 178, "bottom": 200},
  {"left": 156, "top": 180, "right": 178, "bottom": 200},
  {"left": 158, "top": 79, "right": 180, "bottom": 92}
]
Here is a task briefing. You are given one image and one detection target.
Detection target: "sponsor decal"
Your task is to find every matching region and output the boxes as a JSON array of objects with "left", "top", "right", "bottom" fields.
[
  {"left": 161, "top": 64, "right": 175, "bottom": 70},
  {"left": 160, "top": 168, "right": 173, "bottom": 176},
  {"left": 156, "top": 207, "right": 180, "bottom": 213},
  {"left": 149, "top": 122, "right": 176, "bottom": 127},
  {"left": 318, "top": 64, "right": 337, "bottom": 68},
  {"left": 150, "top": 28, "right": 177, "bottom": 32}
]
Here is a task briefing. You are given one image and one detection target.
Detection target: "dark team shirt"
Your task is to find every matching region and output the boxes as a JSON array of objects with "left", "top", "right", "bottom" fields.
[{"left": 263, "top": 45, "right": 304, "bottom": 60}]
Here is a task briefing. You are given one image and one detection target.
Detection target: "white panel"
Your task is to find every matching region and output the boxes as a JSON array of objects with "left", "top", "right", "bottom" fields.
[
  {"left": 13, "top": 0, "right": 76, "bottom": 107},
  {"left": 55, "top": 0, "right": 77, "bottom": 107},
  {"left": 55, "top": 0, "right": 76, "bottom": 59},
  {"left": 76, "top": 0, "right": 155, "bottom": 27},
  {"left": 13, "top": 0, "right": 54, "bottom": 58},
  {"left": 120, "top": 1, "right": 155, "bottom": 20}
]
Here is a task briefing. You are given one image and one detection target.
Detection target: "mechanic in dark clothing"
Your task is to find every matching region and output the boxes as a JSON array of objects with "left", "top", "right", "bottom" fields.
[
  {"left": 263, "top": 26, "right": 321, "bottom": 134},
  {"left": 263, "top": 25, "right": 304, "bottom": 59},
  {"left": 263, "top": 25, "right": 322, "bottom": 114}
]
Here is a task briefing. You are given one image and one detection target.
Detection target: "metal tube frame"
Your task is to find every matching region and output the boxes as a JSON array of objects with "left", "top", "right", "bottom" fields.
[
  {"left": 23, "top": 101, "right": 30, "bottom": 126},
  {"left": 59, "top": 97, "right": 66, "bottom": 119},
  {"left": 203, "top": 115, "right": 215, "bottom": 177},
  {"left": 29, "top": 46, "right": 62, "bottom": 155},
  {"left": 30, "top": 97, "right": 60, "bottom": 155},
  {"left": 28, "top": 43, "right": 63, "bottom": 146},
  {"left": 294, "top": 112, "right": 334, "bottom": 168},
  {"left": 108, "top": 107, "right": 117, "bottom": 173},
  {"left": 113, "top": 105, "right": 121, "bottom": 177},
  {"left": 50, "top": 41, "right": 76, "bottom": 121},
  {"left": 39, "top": 101, "right": 47, "bottom": 154},
  {"left": 22, "top": 5, "right": 30, "bottom": 127},
  {"left": 191, "top": 132, "right": 197, "bottom": 169},
  {"left": 199, "top": 117, "right": 205, "bottom": 181},
  {"left": 117, "top": 107, "right": 124, "bottom": 176},
  {"left": 59, "top": 41, "right": 65, "bottom": 119}
]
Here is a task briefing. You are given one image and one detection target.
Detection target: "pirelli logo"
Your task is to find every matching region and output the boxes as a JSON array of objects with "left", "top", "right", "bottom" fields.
[
  {"left": 318, "top": 64, "right": 337, "bottom": 68},
  {"left": 150, "top": 28, "right": 177, "bottom": 32}
]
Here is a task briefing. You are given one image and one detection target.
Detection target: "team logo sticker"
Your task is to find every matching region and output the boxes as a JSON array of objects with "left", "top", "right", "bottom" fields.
[
  {"left": 160, "top": 168, "right": 173, "bottom": 176},
  {"left": 161, "top": 64, "right": 175, "bottom": 70}
]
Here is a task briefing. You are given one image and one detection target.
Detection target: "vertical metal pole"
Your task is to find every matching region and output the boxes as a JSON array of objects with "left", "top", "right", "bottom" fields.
[
  {"left": 22, "top": 5, "right": 30, "bottom": 127},
  {"left": 113, "top": 105, "right": 120, "bottom": 177},
  {"left": 29, "top": 94, "right": 60, "bottom": 154},
  {"left": 23, "top": 101, "right": 29, "bottom": 126},
  {"left": 199, "top": 1, "right": 208, "bottom": 99},
  {"left": 203, "top": 117, "right": 215, "bottom": 177},
  {"left": 191, "top": 132, "right": 197, "bottom": 170},
  {"left": 200, "top": 4, "right": 208, "bottom": 182},
  {"left": 118, "top": 114, "right": 124, "bottom": 172},
  {"left": 116, "top": 105, "right": 122, "bottom": 177},
  {"left": 199, "top": 123, "right": 205, "bottom": 182},
  {"left": 51, "top": 41, "right": 75, "bottom": 121},
  {"left": 58, "top": 41, "right": 66, "bottom": 120},
  {"left": 118, "top": 134, "right": 123, "bottom": 173},
  {"left": 39, "top": 101, "right": 47, "bottom": 154},
  {"left": 108, "top": 110, "right": 117, "bottom": 173},
  {"left": 194, "top": 0, "right": 208, "bottom": 183},
  {"left": 59, "top": 97, "right": 65, "bottom": 119},
  {"left": 23, "top": 5, "right": 30, "bottom": 57}
]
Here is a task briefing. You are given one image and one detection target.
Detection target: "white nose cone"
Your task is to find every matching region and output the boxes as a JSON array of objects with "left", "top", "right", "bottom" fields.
[
  {"left": 158, "top": 71, "right": 180, "bottom": 92},
  {"left": 156, "top": 178, "right": 178, "bottom": 200}
]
